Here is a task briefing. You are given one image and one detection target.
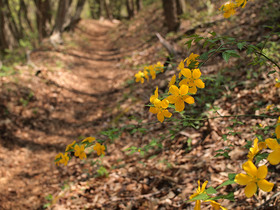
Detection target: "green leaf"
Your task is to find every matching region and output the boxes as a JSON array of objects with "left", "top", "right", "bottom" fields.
[
  {"left": 267, "top": 70, "right": 276, "bottom": 75},
  {"left": 199, "top": 52, "right": 208, "bottom": 60},
  {"left": 188, "top": 193, "right": 210, "bottom": 201},
  {"left": 206, "top": 187, "right": 217, "bottom": 194},
  {"left": 237, "top": 42, "right": 247, "bottom": 50},
  {"left": 222, "top": 52, "right": 231, "bottom": 62},
  {"left": 216, "top": 179, "right": 235, "bottom": 189},
  {"left": 228, "top": 173, "right": 236, "bottom": 180},
  {"left": 255, "top": 153, "right": 269, "bottom": 164}
]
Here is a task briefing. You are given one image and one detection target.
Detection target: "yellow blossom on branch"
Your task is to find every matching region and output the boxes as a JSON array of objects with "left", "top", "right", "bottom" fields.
[
  {"left": 55, "top": 153, "right": 69, "bottom": 166},
  {"left": 154, "top": 62, "right": 164, "bottom": 72},
  {"left": 266, "top": 104, "right": 274, "bottom": 111},
  {"left": 208, "top": 200, "right": 228, "bottom": 210},
  {"left": 167, "top": 85, "right": 194, "bottom": 112},
  {"left": 65, "top": 140, "right": 76, "bottom": 152},
  {"left": 265, "top": 138, "right": 280, "bottom": 165},
  {"left": 150, "top": 86, "right": 159, "bottom": 104},
  {"left": 179, "top": 68, "right": 205, "bottom": 94},
  {"left": 220, "top": 2, "right": 236, "bottom": 18},
  {"left": 93, "top": 142, "right": 106, "bottom": 156},
  {"left": 135, "top": 70, "right": 148, "bottom": 84},
  {"left": 235, "top": 0, "right": 247, "bottom": 8},
  {"left": 74, "top": 144, "right": 87, "bottom": 160},
  {"left": 234, "top": 160, "right": 274, "bottom": 198},
  {"left": 247, "top": 138, "right": 267, "bottom": 161},
  {"left": 149, "top": 98, "right": 172, "bottom": 123},
  {"left": 169, "top": 75, "right": 176, "bottom": 88},
  {"left": 184, "top": 53, "right": 199, "bottom": 68},
  {"left": 82, "top": 137, "right": 96, "bottom": 143},
  {"left": 189, "top": 180, "right": 208, "bottom": 210}
]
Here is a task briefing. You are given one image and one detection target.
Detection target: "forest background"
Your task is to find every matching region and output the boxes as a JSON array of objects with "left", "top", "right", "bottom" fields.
[{"left": 0, "top": 0, "right": 280, "bottom": 209}]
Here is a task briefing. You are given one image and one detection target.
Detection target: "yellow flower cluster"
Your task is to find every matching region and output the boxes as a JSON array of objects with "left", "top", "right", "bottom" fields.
[
  {"left": 220, "top": 0, "right": 250, "bottom": 18},
  {"left": 55, "top": 137, "right": 106, "bottom": 166},
  {"left": 190, "top": 180, "right": 227, "bottom": 210},
  {"left": 149, "top": 53, "right": 205, "bottom": 122},
  {"left": 134, "top": 62, "right": 164, "bottom": 83},
  {"left": 235, "top": 135, "right": 280, "bottom": 198}
]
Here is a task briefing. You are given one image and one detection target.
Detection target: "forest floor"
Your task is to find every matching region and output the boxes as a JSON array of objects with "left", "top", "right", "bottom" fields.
[{"left": 0, "top": 1, "right": 280, "bottom": 210}]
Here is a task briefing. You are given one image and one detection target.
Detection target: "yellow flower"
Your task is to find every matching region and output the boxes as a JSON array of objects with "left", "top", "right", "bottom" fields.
[
  {"left": 235, "top": 0, "right": 247, "bottom": 8},
  {"left": 147, "top": 65, "right": 156, "bottom": 80},
  {"left": 177, "top": 60, "right": 185, "bottom": 78},
  {"left": 220, "top": 2, "right": 236, "bottom": 18},
  {"left": 74, "top": 144, "right": 87, "bottom": 160},
  {"left": 82, "top": 137, "right": 95, "bottom": 143},
  {"left": 266, "top": 104, "right": 274, "bottom": 111},
  {"left": 135, "top": 71, "right": 146, "bottom": 83},
  {"left": 184, "top": 53, "right": 199, "bottom": 68},
  {"left": 169, "top": 75, "right": 176, "bottom": 87},
  {"left": 93, "top": 142, "right": 106, "bottom": 156},
  {"left": 275, "top": 79, "right": 280, "bottom": 88},
  {"left": 55, "top": 153, "right": 69, "bottom": 166},
  {"left": 65, "top": 140, "right": 76, "bottom": 152},
  {"left": 189, "top": 180, "right": 208, "bottom": 210},
  {"left": 234, "top": 160, "right": 274, "bottom": 197},
  {"left": 247, "top": 138, "right": 267, "bottom": 161},
  {"left": 179, "top": 68, "right": 205, "bottom": 94},
  {"left": 208, "top": 200, "right": 227, "bottom": 210},
  {"left": 149, "top": 98, "right": 172, "bottom": 123},
  {"left": 276, "top": 116, "right": 280, "bottom": 139},
  {"left": 150, "top": 86, "right": 159, "bottom": 104},
  {"left": 167, "top": 85, "right": 194, "bottom": 112},
  {"left": 154, "top": 62, "right": 164, "bottom": 72},
  {"left": 265, "top": 138, "right": 280, "bottom": 165}
]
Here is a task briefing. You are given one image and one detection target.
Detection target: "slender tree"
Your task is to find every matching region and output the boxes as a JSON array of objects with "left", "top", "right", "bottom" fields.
[{"left": 162, "top": 0, "right": 180, "bottom": 32}]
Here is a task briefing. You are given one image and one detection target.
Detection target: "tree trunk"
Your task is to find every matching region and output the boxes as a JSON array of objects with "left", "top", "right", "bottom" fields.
[
  {"left": 136, "top": 0, "right": 142, "bottom": 13},
  {"left": 20, "top": 0, "right": 34, "bottom": 32},
  {"left": 51, "top": 0, "right": 71, "bottom": 45},
  {"left": 34, "top": 0, "right": 52, "bottom": 42},
  {"left": 103, "top": 0, "right": 113, "bottom": 20},
  {"left": 0, "top": 0, "right": 8, "bottom": 51},
  {"left": 175, "top": 0, "right": 183, "bottom": 16},
  {"left": 162, "top": 0, "right": 180, "bottom": 32},
  {"left": 66, "top": 0, "right": 86, "bottom": 30},
  {"left": 126, "top": 0, "right": 134, "bottom": 19}
]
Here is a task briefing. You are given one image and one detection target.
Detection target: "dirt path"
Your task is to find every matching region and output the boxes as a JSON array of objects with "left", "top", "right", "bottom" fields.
[{"left": 0, "top": 19, "right": 133, "bottom": 209}]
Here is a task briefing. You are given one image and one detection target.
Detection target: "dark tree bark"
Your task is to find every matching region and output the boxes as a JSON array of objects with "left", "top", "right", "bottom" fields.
[
  {"left": 175, "top": 0, "right": 183, "bottom": 16},
  {"left": 66, "top": 0, "right": 86, "bottom": 29},
  {"left": 53, "top": 0, "right": 70, "bottom": 33},
  {"left": 3, "top": 0, "right": 22, "bottom": 41},
  {"left": 136, "top": 0, "right": 142, "bottom": 13},
  {"left": 126, "top": 0, "right": 134, "bottom": 19},
  {"left": 103, "top": 0, "right": 113, "bottom": 20},
  {"left": 0, "top": 0, "right": 8, "bottom": 51},
  {"left": 20, "top": 0, "right": 34, "bottom": 32},
  {"left": 162, "top": 0, "right": 180, "bottom": 32},
  {"left": 34, "top": 0, "right": 52, "bottom": 42}
]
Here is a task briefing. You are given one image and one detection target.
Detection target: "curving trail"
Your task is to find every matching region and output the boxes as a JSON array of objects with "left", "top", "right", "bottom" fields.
[{"left": 0, "top": 19, "right": 133, "bottom": 209}]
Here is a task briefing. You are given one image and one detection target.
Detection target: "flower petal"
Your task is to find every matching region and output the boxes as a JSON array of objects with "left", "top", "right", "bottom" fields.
[
  {"left": 157, "top": 112, "right": 164, "bottom": 123},
  {"left": 201, "top": 181, "right": 208, "bottom": 192},
  {"left": 257, "top": 179, "right": 274, "bottom": 192},
  {"left": 189, "top": 86, "right": 197, "bottom": 94},
  {"left": 244, "top": 182, "right": 257, "bottom": 198},
  {"left": 162, "top": 110, "right": 172, "bottom": 118},
  {"left": 175, "top": 99, "right": 185, "bottom": 112},
  {"left": 267, "top": 149, "right": 280, "bottom": 165},
  {"left": 257, "top": 165, "right": 267, "bottom": 179},
  {"left": 194, "top": 200, "right": 201, "bottom": 210},
  {"left": 179, "top": 79, "right": 189, "bottom": 86},
  {"left": 149, "top": 107, "right": 158, "bottom": 114},
  {"left": 242, "top": 160, "right": 257, "bottom": 177},
  {"left": 184, "top": 95, "right": 195, "bottom": 104},
  {"left": 169, "top": 85, "right": 179, "bottom": 96},
  {"left": 166, "top": 95, "right": 177, "bottom": 104},
  {"left": 180, "top": 85, "right": 189, "bottom": 95},
  {"left": 192, "top": 69, "right": 201, "bottom": 79},
  {"left": 181, "top": 68, "right": 192, "bottom": 78},
  {"left": 265, "top": 138, "right": 280, "bottom": 150},
  {"left": 194, "top": 79, "right": 205, "bottom": 89},
  {"left": 234, "top": 173, "right": 252, "bottom": 185}
]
